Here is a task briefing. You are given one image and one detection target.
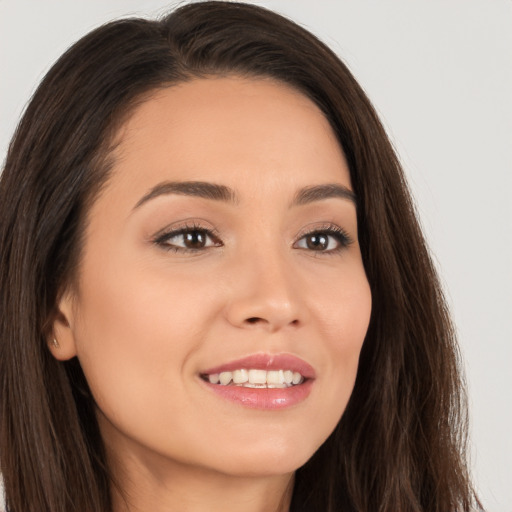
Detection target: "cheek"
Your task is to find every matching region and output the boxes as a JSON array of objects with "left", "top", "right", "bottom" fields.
[
  {"left": 309, "top": 258, "right": 371, "bottom": 352},
  {"left": 332, "top": 277, "right": 371, "bottom": 374},
  {"left": 308, "top": 265, "right": 371, "bottom": 417},
  {"left": 71, "top": 248, "right": 218, "bottom": 417}
]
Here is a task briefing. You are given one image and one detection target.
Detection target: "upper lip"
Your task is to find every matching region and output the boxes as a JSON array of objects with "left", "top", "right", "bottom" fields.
[{"left": 200, "top": 353, "right": 316, "bottom": 379}]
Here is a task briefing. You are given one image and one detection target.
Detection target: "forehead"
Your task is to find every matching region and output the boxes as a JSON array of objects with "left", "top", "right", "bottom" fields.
[{"left": 105, "top": 76, "right": 350, "bottom": 202}]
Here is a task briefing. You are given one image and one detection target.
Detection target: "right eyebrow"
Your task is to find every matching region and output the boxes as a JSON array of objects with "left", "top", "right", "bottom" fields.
[
  {"left": 291, "top": 183, "right": 357, "bottom": 207},
  {"left": 132, "top": 180, "right": 238, "bottom": 211}
]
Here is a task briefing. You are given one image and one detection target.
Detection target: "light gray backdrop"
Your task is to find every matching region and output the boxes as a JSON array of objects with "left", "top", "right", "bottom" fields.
[{"left": 1, "top": 1, "right": 511, "bottom": 510}]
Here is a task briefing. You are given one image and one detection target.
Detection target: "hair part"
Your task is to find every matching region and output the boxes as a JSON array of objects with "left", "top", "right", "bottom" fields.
[{"left": 0, "top": 2, "right": 480, "bottom": 511}]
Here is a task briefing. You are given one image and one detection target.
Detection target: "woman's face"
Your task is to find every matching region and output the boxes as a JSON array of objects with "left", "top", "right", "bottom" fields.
[{"left": 53, "top": 77, "right": 372, "bottom": 478}]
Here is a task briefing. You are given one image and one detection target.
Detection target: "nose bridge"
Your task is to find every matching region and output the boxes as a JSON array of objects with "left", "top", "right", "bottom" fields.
[{"left": 225, "top": 238, "right": 304, "bottom": 331}]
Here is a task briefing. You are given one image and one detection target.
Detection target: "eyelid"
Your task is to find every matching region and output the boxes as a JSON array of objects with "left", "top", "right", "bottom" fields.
[
  {"left": 151, "top": 221, "right": 222, "bottom": 252},
  {"left": 151, "top": 218, "right": 219, "bottom": 241},
  {"left": 293, "top": 222, "right": 354, "bottom": 252}
]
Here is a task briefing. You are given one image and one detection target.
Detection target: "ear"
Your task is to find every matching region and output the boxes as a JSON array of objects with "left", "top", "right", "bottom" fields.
[{"left": 48, "top": 290, "right": 79, "bottom": 361}]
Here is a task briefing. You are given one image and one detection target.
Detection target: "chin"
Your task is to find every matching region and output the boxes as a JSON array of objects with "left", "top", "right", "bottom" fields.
[{"left": 208, "top": 436, "right": 321, "bottom": 478}]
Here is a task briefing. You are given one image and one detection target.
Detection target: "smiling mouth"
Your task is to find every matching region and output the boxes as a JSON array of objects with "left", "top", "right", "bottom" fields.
[
  {"left": 201, "top": 369, "right": 305, "bottom": 388},
  {"left": 199, "top": 355, "right": 314, "bottom": 409}
]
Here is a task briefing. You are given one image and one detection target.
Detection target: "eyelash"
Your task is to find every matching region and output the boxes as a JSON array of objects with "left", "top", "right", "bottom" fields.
[
  {"left": 295, "top": 223, "right": 353, "bottom": 254},
  {"left": 153, "top": 223, "right": 222, "bottom": 254},
  {"left": 153, "top": 222, "right": 353, "bottom": 254}
]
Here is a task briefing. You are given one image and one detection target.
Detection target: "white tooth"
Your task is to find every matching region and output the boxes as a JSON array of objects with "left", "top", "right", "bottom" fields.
[
  {"left": 219, "top": 371, "right": 233, "bottom": 385},
  {"left": 292, "top": 372, "right": 302, "bottom": 385},
  {"left": 208, "top": 373, "right": 220, "bottom": 384},
  {"left": 248, "top": 369, "right": 267, "bottom": 384},
  {"left": 283, "top": 370, "right": 293, "bottom": 384},
  {"left": 267, "top": 383, "right": 287, "bottom": 389},
  {"left": 267, "top": 370, "right": 284, "bottom": 385},
  {"left": 232, "top": 369, "right": 249, "bottom": 384}
]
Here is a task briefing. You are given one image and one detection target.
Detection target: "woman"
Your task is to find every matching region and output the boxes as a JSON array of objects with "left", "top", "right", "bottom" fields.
[{"left": 0, "top": 2, "right": 481, "bottom": 511}]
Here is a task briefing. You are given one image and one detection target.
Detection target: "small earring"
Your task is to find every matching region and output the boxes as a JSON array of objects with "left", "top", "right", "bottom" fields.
[{"left": 51, "top": 338, "right": 60, "bottom": 348}]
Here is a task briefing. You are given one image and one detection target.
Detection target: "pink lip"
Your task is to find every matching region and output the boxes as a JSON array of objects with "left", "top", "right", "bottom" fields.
[{"left": 199, "top": 353, "right": 315, "bottom": 410}]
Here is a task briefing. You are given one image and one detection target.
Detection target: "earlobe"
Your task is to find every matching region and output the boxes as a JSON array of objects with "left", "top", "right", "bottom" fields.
[{"left": 48, "top": 291, "right": 79, "bottom": 361}]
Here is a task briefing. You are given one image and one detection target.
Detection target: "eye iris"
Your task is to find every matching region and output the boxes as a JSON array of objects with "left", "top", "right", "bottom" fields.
[
  {"left": 306, "top": 233, "right": 329, "bottom": 250},
  {"left": 184, "top": 230, "right": 206, "bottom": 248}
]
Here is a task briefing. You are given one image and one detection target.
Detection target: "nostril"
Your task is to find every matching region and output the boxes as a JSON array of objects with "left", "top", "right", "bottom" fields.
[{"left": 244, "top": 317, "right": 300, "bottom": 327}]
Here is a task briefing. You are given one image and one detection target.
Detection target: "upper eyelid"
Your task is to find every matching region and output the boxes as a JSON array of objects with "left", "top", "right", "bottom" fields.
[
  {"left": 152, "top": 221, "right": 220, "bottom": 242},
  {"left": 295, "top": 222, "right": 352, "bottom": 240}
]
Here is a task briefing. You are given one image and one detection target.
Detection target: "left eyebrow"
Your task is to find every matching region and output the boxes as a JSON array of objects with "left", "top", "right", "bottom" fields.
[
  {"left": 133, "top": 180, "right": 238, "bottom": 210},
  {"left": 291, "top": 184, "right": 356, "bottom": 207}
]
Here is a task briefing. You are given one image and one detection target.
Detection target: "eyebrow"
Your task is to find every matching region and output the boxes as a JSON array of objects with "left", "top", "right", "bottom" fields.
[
  {"left": 291, "top": 183, "right": 356, "bottom": 206},
  {"left": 133, "top": 180, "right": 356, "bottom": 210},
  {"left": 133, "top": 181, "right": 237, "bottom": 210}
]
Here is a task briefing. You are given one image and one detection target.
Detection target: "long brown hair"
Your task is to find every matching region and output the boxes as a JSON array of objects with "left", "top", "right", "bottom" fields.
[{"left": 0, "top": 2, "right": 480, "bottom": 511}]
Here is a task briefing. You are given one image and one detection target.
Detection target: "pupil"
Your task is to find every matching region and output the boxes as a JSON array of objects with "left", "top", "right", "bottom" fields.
[
  {"left": 307, "top": 233, "right": 328, "bottom": 250},
  {"left": 185, "top": 231, "right": 205, "bottom": 248}
]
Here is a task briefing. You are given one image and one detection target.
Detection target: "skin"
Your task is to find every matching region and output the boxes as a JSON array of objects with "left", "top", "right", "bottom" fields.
[{"left": 51, "top": 77, "right": 372, "bottom": 512}]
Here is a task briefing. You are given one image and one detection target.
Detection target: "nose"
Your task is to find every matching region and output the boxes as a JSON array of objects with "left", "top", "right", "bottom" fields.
[{"left": 224, "top": 248, "right": 306, "bottom": 332}]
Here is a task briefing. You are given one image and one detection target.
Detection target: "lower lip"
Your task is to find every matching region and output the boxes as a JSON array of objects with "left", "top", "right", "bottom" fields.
[{"left": 201, "top": 379, "right": 314, "bottom": 410}]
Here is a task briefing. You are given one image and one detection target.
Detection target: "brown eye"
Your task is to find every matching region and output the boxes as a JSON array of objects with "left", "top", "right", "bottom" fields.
[
  {"left": 305, "top": 233, "right": 329, "bottom": 250},
  {"left": 294, "top": 226, "right": 352, "bottom": 253},
  {"left": 183, "top": 230, "right": 207, "bottom": 249},
  {"left": 155, "top": 227, "right": 221, "bottom": 252}
]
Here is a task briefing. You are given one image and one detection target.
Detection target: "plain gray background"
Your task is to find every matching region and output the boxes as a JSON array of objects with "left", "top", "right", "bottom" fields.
[{"left": 1, "top": 1, "right": 511, "bottom": 510}]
